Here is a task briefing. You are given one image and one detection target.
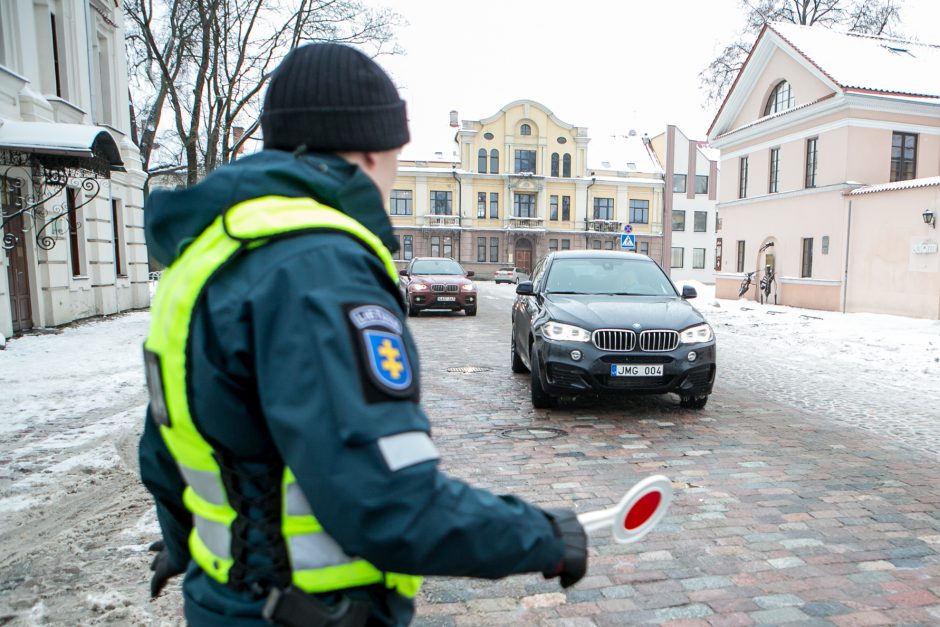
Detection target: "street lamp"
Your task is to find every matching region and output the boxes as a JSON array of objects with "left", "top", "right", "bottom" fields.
[{"left": 923, "top": 208, "right": 936, "bottom": 228}]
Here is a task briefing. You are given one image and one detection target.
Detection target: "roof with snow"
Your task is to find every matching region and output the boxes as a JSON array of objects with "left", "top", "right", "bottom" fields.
[
  {"left": 768, "top": 22, "right": 940, "bottom": 100},
  {"left": 0, "top": 119, "right": 125, "bottom": 170},
  {"left": 587, "top": 133, "right": 661, "bottom": 175},
  {"left": 846, "top": 175, "right": 940, "bottom": 195}
]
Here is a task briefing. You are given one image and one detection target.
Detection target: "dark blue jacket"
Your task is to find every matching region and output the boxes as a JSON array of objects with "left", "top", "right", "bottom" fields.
[{"left": 138, "top": 151, "right": 565, "bottom": 626}]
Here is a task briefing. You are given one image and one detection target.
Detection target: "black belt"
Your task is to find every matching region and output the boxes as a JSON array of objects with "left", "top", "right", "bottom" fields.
[{"left": 263, "top": 586, "right": 370, "bottom": 627}]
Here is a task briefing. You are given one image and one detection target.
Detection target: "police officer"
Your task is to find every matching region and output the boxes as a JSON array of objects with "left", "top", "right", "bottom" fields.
[{"left": 139, "top": 43, "right": 587, "bottom": 626}]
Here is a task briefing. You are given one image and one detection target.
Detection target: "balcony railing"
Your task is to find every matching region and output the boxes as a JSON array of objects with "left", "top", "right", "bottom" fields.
[
  {"left": 424, "top": 214, "right": 460, "bottom": 227},
  {"left": 505, "top": 216, "right": 545, "bottom": 230},
  {"left": 588, "top": 219, "right": 623, "bottom": 232}
]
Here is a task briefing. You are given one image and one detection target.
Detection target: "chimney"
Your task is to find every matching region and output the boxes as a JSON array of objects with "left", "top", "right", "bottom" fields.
[
  {"left": 232, "top": 126, "right": 245, "bottom": 156},
  {"left": 449, "top": 110, "right": 459, "bottom": 128}
]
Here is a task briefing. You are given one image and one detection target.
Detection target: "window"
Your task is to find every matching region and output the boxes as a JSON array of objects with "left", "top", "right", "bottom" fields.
[
  {"left": 639, "top": 241, "right": 649, "bottom": 255},
  {"left": 514, "top": 150, "right": 536, "bottom": 174},
  {"left": 443, "top": 236, "right": 453, "bottom": 258},
  {"left": 591, "top": 240, "right": 602, "bottom": 250},
  {"left": 671, "top": 247, "right": 684, "bottom": 269},
  {"left": 561, "top": 196, "right": 571, "bottom": 221},
  {"left": 593, "top": 197, "right": 613, "bottom": 220},
  {"left": 562, "top": 154, "right": 571, "bottom": 177},
  {"left": 549, "top": 195, "right": 558, "bottom": 220},
  {"left": 478, "top": 149, "right": 487, "bottom": 173},
  {"left": 890, "top": 132, "right": 917, "bottom": 182},
  {"left": 403, "top": 235, "right": 413, "bottom": 260},
  {"left": 50, "top": 13, "right": 66, "bottom": 98},
  {"left": 490, "top": 149, "right": 499, "bottom": 174},
  {"left": 561, "top": 239, "right": 571, "bottom": 250},
  {"left": 389, "top": 190, "right": 413, "bottom": 215},
  {"left": 736, "top": 240, "right": 745, "bottom": 273},
  {"left": 769, "top": 147, "right": 780, "bottom": 193},
  {"left": 430, "top": 190, "right": 452, "bottom": 215},
  {"left": 764, "top": 80, "right": 794, "bottom": 116},
  {"left": 695, "top": 175, "right": 709, "bottom": 195},
  {"left": 489, "top": 192, "right": 498, "bottom": 219},
  {"left": 520, "top": 123, "right": 531, "bottom": 136},
  {"left": 111, "top": 199, "right": 126, "bottom": 276},
  {"left": 549, "top": 238, "right": 558, "bottom": 252},
  {"left": 477, "top": 237, "right": 486, "bottom": 262},
  {"left": 514, "top": 193, "right": 536, "bottom": 218},
  {"left": 604, "top": 240, "right": 614, "bottom": 250},
  {"left": 66, "top": 188, "right": 83, "bottom": 276},
  {"left": 95, "top": 34, "right": 113, "bottom": 125},
  {"left": 805, "top": 137, "right": 818, "bottom": 188},
  {"left": 477, "top": 192, "right": 486, "bottom": 218},
  {"left": 0, "top": 5, "right": 6, "bottom": 66},
  {"left": 738, "top": 156, "right": 748, "bottom": 198},
  {"left": 629, "top": 199, "right": 649, "bottom": 224},
  {"left": 430, "top": 236, "right": 440, "bottom": 257},
  {"left": 672, "top": 174, "right": 687, "bottom": 193},
  {"left": 551, "top": 153, "right": 559, "bottom": 177},
  {"left": 672, "top": 210, "right": 686, "bottom": 231},
  {"left": 692, "top": 248, "right": 706, "bottom": 269},
  {"left": 801, "top": 238, "right": 813, "bottom": 277},
  {"left": 489, "top": 237, "right": 499, "bottom": 262},
  {"left": 392, "top": 235, "right": 401, "bottom": 259},
  {"left": 822, "top": 235, "right": 830, "bottom": 255},
  {"left": 694, "top": 211, "right": 707, "bottom": 232}
]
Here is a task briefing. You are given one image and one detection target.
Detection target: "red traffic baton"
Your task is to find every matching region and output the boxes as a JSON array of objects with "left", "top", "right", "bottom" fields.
[{"left": 577, "top": 475, "right": 672, "bottom": 544}]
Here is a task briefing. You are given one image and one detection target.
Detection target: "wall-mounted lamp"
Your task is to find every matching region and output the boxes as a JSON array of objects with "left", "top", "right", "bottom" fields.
[{"left": 924, "top": 208, "right": 936, "bottom": 228}]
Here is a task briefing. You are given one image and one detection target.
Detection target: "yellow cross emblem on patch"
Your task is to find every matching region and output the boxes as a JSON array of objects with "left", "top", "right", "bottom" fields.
[{"left": 377, "top": 338, "right": 404, "bottom": 380}]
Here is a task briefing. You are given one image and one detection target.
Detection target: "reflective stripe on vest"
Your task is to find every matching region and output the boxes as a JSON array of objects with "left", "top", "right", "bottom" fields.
[{"left": 145, "top": 195, "right": 420, "bottom": 597}]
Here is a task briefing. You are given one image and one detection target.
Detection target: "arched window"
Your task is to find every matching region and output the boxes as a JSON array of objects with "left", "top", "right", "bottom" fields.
[
  {"left": 520, "top": 123, "right": 531, "bottom": 136},
  {"left": 763, "top": 80, "right": 795, "bottom": 116},
  {"left": 551, "top": 153, "right": 560, "bottom": 177},
  {"left": 490, "top": 149, "right": 499, "bottom": 174},
  {"left": 478, "top": 149, "right": 487, "bottom": 173},
  {"left": 562, "top": 154, "right": 571, "bottom": 178}
]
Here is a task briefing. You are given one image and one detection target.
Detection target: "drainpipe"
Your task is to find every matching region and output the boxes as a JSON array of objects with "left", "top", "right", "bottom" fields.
[
  {"left": 451, "top": 165, "right": 462, "bottom": 261},
  {"left": 585, "top": 175, "right": 596, "bottom": 249},
  {"left": 842, "top": 200, "right": 853, "bottom": 314}
]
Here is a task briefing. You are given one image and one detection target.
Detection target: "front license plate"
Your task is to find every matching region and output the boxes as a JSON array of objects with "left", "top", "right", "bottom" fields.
[
  {"left": 611, "top": 364, "right": 663, "bottom": 377},
  {"left": 437, "top": 296, "right": 456, "bottom": 302}
]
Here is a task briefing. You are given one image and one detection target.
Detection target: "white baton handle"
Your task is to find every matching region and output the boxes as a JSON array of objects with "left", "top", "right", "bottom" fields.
[{"left": 576, "top": 475, "right": 673, "bottom": 544}]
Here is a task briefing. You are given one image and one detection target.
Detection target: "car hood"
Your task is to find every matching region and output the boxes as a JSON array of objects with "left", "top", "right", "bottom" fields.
[
  {"left": 543, "top": 294, "right": 704, "bottom": 331},
  {"left": 409, "top": 274, "right": 473, "bottom": 286}
]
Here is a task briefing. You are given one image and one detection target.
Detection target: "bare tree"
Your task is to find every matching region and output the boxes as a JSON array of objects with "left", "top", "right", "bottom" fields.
[
  {"left": 700, "top": 0, "right": 904, "bottom": 107},
  {"left": 124, "top": 0, "right": 403, "bottom": 186}
]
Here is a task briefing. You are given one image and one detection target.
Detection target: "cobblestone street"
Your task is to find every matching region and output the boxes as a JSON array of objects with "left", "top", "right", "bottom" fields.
[{"left": 410, "top": 283, "right": 940, "bottom": 626}]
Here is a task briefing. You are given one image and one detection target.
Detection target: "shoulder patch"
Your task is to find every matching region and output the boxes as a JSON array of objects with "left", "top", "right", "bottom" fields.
[
  {"left": 363, "top": 329, "right": 413, "bottom": 392},
  {"left": 348, "top": 305, "right": 403, "bottom": 334},
  {"left": 344, "top": 303, "right": 418, "bottom": 402}
]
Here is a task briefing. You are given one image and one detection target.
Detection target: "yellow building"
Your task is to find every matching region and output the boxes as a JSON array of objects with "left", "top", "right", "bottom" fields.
[{"left": 388, "top": 100, "right": 665, "bottom": 276}]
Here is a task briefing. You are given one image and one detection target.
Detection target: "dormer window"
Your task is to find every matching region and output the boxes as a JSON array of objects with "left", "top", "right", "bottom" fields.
[
  {"left": 520, "top": 123, "right": 532, "bottom": 136},
  {"left": 763, "top": 80, "right": 795, "bottom": 116}
]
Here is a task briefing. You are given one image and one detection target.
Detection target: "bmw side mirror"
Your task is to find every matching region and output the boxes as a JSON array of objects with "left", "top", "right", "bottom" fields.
[
  {"left": 466, "top": 270, "right": 475, "bottom": 277},
  {"left": 516, "top": 281, "right": 534, "bottom": 296},
  {"left": 681, "top": 285, "right": 697, "bottom": 299},
  {"left": 399, "top": 270, "right": 409, "bottom": 277}
]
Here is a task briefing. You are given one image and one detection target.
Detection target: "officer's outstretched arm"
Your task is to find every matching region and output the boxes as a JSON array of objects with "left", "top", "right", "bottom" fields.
[{"left": 253, "top": 245, "right": 585, "bottom": 584}]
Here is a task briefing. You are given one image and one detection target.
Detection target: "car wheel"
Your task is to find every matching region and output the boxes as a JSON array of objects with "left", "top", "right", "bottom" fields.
[
  {"left": 679, "top": 394, "right": 708, "bottom": 409},
  {"left": 465, "top": 307, "right": 477, "bottom": 317},
  {"left": 530, "top": 345, "right": 557, "bottom": 409},
  {"left": 510, "top": 328, "right": 527, "bottom": 373}
]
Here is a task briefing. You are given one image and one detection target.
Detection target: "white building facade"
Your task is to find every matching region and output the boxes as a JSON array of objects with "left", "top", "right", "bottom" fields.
[{"left": 0, "top": 0, "right": 147, "bottom": 340}]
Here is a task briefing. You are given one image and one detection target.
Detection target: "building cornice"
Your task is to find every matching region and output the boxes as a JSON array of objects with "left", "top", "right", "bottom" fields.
[{"left": 717, "top": 182, "right": 854, "bottom": 208}]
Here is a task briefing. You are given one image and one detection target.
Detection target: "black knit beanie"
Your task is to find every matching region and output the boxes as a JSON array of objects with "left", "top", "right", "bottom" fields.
[{"left": 261, "top": 43, "right": 409, "bottom": 153}]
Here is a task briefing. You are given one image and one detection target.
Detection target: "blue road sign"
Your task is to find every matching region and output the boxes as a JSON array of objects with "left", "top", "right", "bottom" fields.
[
  {"left": 620, "top": 234, "right": 636, "bottom": 249},
  {"left": 624, "top": 224, "right": 633, "bottom": 234}
]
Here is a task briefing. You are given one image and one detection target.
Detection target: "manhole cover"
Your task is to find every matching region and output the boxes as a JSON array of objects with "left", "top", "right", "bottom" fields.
[
  {"left": 446, "top": 366, "right": 492, "bottom": 373},
  {"left": 499, "top": 427, "right": 568, "bottom": 440}
]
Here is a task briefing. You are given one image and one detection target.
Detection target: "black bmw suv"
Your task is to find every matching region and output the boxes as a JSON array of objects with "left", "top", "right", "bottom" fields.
[{"left": 511, "top": 251, "right": 716, "bottom": 409}]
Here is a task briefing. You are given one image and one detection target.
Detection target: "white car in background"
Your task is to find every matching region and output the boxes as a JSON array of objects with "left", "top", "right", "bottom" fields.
[{"left": 494, "top": 267, "right": 529, "bottom": 284}]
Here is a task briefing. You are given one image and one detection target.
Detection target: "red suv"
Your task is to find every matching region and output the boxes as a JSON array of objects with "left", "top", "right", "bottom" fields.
[{"left": 400, "top": 257, "right": 477, "bottom": 317}]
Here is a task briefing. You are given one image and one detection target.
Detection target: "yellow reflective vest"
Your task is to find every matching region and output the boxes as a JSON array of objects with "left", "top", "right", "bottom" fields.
[{"left": 144, "top": 195, "right": 421, "bottom": 598}]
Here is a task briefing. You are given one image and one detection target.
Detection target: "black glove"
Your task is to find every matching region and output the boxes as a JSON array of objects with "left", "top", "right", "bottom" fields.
[
  {"left": 542, "top": 508, "right": 587, "bottom": 588},
  {"left": 149, "top": 540, "right": 186, "bottom": 598}
]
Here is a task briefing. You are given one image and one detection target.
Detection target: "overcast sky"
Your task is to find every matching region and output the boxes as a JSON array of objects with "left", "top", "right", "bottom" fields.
[{"left": 365, "top": 0, "right": 940, "bottom": 159}]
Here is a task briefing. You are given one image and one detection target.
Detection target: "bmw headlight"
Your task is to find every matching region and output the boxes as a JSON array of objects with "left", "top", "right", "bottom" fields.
[
  {"left": 543, "top": 321, "right": 591, "bottom": 342},
  {"left": 460, "top": 284, "right": 475, "bottom": 292},
  {"left": 680, "top": 323, "right": 714, "bottom": 344},
  {"left": 409, "top": 283, "right": 429, "bottom": 292}
]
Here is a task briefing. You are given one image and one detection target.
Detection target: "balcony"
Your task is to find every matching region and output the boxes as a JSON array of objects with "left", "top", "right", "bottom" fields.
[
  {"left": 424, "top": 214, "right": 460, "bottom": 227},
  {"left": 505, "top": 216, "right": 545, "bottom": 230},
  {"left": 588, "top": 219, "right": 623, "bottom": 233}
]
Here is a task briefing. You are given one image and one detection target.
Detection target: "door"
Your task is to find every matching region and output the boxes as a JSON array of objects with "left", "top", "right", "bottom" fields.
[
  {"left": 4, "top": 212, "right": 33, "bottom": 333},
  {"left": 514, "top": 238, "right": 533, "bottom": 274}
]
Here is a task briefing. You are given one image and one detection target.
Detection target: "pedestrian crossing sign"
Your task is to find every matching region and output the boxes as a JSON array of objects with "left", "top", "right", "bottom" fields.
[{"left": 620, "top": 234, "right": 636, "bottom": 249}]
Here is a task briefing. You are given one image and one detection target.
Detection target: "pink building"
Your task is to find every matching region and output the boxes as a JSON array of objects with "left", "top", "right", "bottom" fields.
[{"left": 707, "top": 23, "right": 940, "bottom": 319}]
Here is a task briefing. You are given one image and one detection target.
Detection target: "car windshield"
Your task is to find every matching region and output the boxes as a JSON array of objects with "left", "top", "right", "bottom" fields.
[
  {"left": 544, "top": 258, "right": 676, "bottom": 296},
  {"left": 498, "top": 267, "right": 514, "bottom": 272},
  {"left": 411, "top": 259, "right": 465, "bottom": 275}
]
